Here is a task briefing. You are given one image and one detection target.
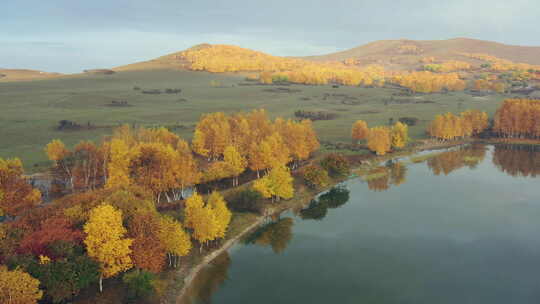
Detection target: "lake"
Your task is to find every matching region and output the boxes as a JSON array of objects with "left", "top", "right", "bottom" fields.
[{"left": 181, "top": 144, "right": 540, "bottom": 304}]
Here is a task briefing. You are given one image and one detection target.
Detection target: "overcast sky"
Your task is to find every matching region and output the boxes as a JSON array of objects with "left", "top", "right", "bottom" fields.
[{"left": 2, "top": 0, "right": 539, "bottom": 73}]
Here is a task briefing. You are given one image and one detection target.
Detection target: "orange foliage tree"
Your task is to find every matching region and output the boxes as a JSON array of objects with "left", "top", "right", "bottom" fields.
[
  {"left": 351, "top": 120, "right": 369, "bottom": 144},
  {"left": 128, "top": 212, "right": 167, "bottom": 273},
  {"left": 0, "top": 158, "right": 41, "bottom": 217},
  {"left": 427, "top": 110, "right": 488, "bottom": 140},
  {"left": 367, "top": 127, "right": 392, "bottom": 155},
  {"left": 391, "top": 71, "right": 466, "bottom": 93},
  {"left": 493, "top": 99, "right": 540, "bottom": 139}
]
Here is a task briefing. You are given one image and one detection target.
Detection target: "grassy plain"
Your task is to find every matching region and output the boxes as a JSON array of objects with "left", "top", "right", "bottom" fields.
[{"left": 0, "top": 69, "right": 511, "bottom": 171}]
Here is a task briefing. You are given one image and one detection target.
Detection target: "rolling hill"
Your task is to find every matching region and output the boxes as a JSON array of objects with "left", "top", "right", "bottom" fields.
[
  {"left": 2, "top": 38, "right": 540, "bottom": 82},
  {"left": 0, "top": 69, "right": 63, "bottom": 82},
  {"left": 303, "top": 38, "right": 540, "bottom": 70},
  {"left": 111, "top": 38, "right": 540, "bottom": 73}
]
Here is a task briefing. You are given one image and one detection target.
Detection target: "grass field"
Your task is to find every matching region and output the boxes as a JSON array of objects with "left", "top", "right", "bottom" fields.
[{"left": 0, "top": 69, "right": 512, "bottom": 171}]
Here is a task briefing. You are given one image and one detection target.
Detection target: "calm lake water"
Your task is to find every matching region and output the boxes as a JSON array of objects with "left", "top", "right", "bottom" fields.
[{"left": 181, "top": 144, "right": 540, "bottom": 304}]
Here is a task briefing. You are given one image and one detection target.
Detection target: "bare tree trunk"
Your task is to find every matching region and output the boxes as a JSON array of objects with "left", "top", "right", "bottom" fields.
[{"left": 99, "top": 274, "right": 103, "bottom": 293}]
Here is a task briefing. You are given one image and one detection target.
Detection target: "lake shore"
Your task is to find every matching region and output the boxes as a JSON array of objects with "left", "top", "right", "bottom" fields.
[{"left": 159, "top": 137, "right": 496, "bottom": 304}]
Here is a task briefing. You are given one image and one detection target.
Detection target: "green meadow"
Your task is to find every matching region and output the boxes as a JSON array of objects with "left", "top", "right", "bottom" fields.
[{"left": 0, "top": 69, "right": 510, "bottom": 171}]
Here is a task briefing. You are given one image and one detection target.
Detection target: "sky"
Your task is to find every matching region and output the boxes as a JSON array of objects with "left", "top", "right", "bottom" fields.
[{"left": 2, "top": 0, "right": 539, "bottom": 73}]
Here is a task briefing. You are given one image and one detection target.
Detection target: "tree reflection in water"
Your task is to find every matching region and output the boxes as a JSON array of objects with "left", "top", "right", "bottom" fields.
[
  {"left": 364, "top": 161, "right": 408, "bottom": 192},
  {"left": 300, "top": 186, "right": 350, "bottom": 220},
  {"left": 181, "top": 251, "right": 231, "bottom": 304},
  {"left": 243, "top": 217, "right": 294, "bottom": 254},
  {"left": 493, "top": 144, "right": 540, "bottom": 177},
  {"left": 426, "top": 144, "right": 487, "bottom": 176}
]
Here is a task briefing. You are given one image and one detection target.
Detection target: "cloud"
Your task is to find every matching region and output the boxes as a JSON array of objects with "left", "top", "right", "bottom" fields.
[{"left": 2, "top": 0, "right": 540, "bottom": 72}]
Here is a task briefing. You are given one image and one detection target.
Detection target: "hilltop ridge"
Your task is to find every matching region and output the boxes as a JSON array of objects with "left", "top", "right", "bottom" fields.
[
  {"left": 3, "top": 38, "right": 540, "bottom": 81},
  {"left": 113, "top": 38, "right": 540, "bottom": 73}
]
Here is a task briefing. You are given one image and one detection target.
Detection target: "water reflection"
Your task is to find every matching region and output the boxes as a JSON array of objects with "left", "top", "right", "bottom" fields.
[
  {"left": 179, "top": 144, "right": 540, "bottom": 304},
  {"left": 493, "top": 144, "right": 540, "bottom": 177},
  {"left": 300, "top": 186, "right": 350, "bottom": 220},
  {"left": 244, "top": 217, "right": 294, "bottom": 254},
  {"left": 181, "top": 251, "right": 231, "bottom": 304},
  {"left": 426, "top": 144, "right": 487, "bottom": 176},
  {"left": 364, "top": 162, "right": 407, "bottom": 192}
]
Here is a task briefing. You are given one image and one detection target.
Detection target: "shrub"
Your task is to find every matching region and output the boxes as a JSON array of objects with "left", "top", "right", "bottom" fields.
[
  {"left": 123, "top": 269, "right": 156, "bottom": 302},
  {"left": 141, "top": 89, "right": 162, "bottom": 94},
  {"left": 320, "top": 154, "right": 350, "bottom": 177},
  {"left": 165, "top": 88, "right": 182, "bottom": 94},
  {"left": 228, "top": 189, "right": 264, "bottom": 213},
  {"left": 302, "top": 165, "right": 330, "bottom": 189},
  {"left": 398, "top": 117, "right": 419, "bottom": 126},
  {"left": 294, "top": 110, "right": 338, "bottom": 121}
]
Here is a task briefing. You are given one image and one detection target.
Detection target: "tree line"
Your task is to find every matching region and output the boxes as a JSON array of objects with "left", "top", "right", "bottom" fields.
[
  {"left": 0, "top": 108, "right": 320, "bottom": 303},
  {"left": 493, "top": 99, "right": 540, "bottom": 139},
  {"left": 351, "top": 120, "right": 409, "bottom": 155},
  {"left": 427, "top": 110, "right": 489, "bottom": 140}
]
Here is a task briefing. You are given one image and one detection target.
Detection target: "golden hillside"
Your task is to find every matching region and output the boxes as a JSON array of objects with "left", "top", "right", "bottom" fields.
[
  {"left": 0, "top": 69, "right": 63, "bottom": 82},
  {"left": 304, "top": 38, "right": 540, "bottom": 70}
]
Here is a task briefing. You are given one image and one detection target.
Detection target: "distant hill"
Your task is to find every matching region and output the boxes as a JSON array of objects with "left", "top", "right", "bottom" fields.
[
  {"left": 303, "top": 38, "right": 540, "bottom": 70},
  {"left": 0, "top": 69, "right": 63, "bottom": 82},
  {"left": 113, "top": 38, "right": 540, "bottom": 73},
  {"left": 4, "top": 38, "right": 540, "bottom": 81}
]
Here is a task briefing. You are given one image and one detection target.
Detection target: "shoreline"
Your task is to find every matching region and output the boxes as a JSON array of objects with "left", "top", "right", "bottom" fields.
[
  {"left": 159, "top": 138, "right": 491, "bottom": 304},
  {"left": 162, "top": 216, "right": 267, "bottom": 304}
]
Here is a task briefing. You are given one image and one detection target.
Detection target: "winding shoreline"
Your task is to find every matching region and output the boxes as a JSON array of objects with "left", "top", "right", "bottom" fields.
[
  {"left": 160, "top": 139, "right": 479, "bottom": 303},
  {"left": 164, "top": 216, "right": 267, "bottom": 304}
]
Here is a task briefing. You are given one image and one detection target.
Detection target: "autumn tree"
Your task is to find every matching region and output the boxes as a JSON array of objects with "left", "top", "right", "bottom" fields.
[
  {"left": 276, "top": 119, "right": 319, "bottom": 168},
  {"left": 105, "top": 139, "right": 132, "bottom": 189},
  {"left": 201, "top": 161, "right": 231, "bottom": 188},
  {"left": 351, "top": 120, "right": 369, "bottom": 144},
  {"left": 391, "top": 122, "right": 408, "bottom": 149},
  {"left": 157, "top": 216, "right": 192, "bottom": 268},
  {"left": 320, "top": 154, "right": 350, "bottom": 177},
  {"left": 428, "top": 110, "right": 489, "bottom": 140},
  {"left": 83, "top": 204, "right": 133, "bottom": 292},
  {"left": 129, "top": 142, "right": 177, "bottom": 202},
  {"left": 45, "top": 139, "right": 69, "bottom": 166},
  {"left": 45, "top": 139, "right": 74, "bottom": 189},
  {"left": 184, "top": 192, "right": 231, "bottom": 245},
  {"left": 253, "top": 164, "right": 294, "bottom": 202},
  {"left": 391, "top": 71, "right": 466, "bottom": 93},
  {"left": 494, "top": 99, "right": 540, "bottom": 139},
  {"left": 171, "top": 142, "right": 200, "bottom": 200},
  {"left": 0, "top": 158, "right": 41, "bottom": 217},
  {"left": 18, "top": 216, "right": 83, "bottom": 257},
  {"left": 302, "top": 165, "right": 330, "bottom": 188},
  {"left": 223, "top": 145, "right": 247, "bottom": 187},
  {"left": 0, "top": 266, "right": 43, "bottom": 304},
  {"left": 72, "top": 141, "right": 105, "bottom": 190},
  {"left": 191, "top": 205, "right": 220, "bottom": 251},
  {"left": 248, "top": 141, "right": 271, "bottom": 178},
  {"left": 248, "top": 132, "right": 291, "bottom": 178},
  {"left": 259, "top": 71, "right": 273, "bottom": 84},
  {"left": 207, "top": 191, "right": 232, "bottom": 238},
  {"left": 367, "top": 127, "right": 392, "bottom": 155},
  {"left": 192, "top": 112, "right": 231, "bottom": 160},
  {"left": 128, "top": 212, "right": 167, "bottom": 273},
  {"left": 183, "top": 192, "right": 205, "bottom": 229}
]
